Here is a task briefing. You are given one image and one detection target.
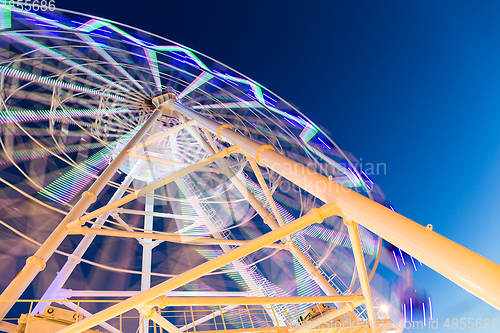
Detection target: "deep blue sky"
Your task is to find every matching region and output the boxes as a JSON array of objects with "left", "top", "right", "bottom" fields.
[{"left": 62, "top": 0, "right": 500, "bottom": 330}]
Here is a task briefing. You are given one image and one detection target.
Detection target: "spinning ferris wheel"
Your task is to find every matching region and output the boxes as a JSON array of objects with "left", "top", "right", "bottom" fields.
[{"left": 0, "top": 5, "right": 498, "bottom": 333}]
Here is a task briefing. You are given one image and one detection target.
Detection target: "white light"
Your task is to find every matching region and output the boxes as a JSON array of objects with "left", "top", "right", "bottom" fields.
[{"left": 381, "top": 304, "right": 387, "bottom": 312}]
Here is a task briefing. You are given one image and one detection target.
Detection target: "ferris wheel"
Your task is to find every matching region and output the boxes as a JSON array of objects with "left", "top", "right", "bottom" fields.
[{"left": 0, "top": 5, "right": 498, "bottom": 333}]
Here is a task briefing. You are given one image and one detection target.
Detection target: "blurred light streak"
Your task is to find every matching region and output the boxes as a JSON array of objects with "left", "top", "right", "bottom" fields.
[{"left": 0, "top": 65, "right": 125, "bottom": 100}]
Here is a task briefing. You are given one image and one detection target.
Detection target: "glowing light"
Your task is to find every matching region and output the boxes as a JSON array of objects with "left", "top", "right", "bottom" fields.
[
  {"left": 215, "top": 72, "right": 265, "bottom": 104},
  {"left": 381, "top": 304, "right": 387, "bottom": 312},
  {"left": 0, "top": 107, "right": 133, "bottom": 124},
  {"left": 317, "top": 137, "right": 331, "bottom": 149},
  {"left": 4, "top": 143, "right": 103, "bottom": 164},
  {"left": 399, "top": 248, "right": 406, "bottom": 265},
  {"left": 5, "top": 32, "right": 129, "bottom": 92},
  {"left": 14, "top": 11, "right": 280, "bottom": 104},
  {"left": 39, "top": 127, "right": 139, "bottom": 204},
  {"left": 429, "top": 297, "right": 433, "bottom": 320},
  {"left": 0, "top": 4, "right": 12, "bottom": 30},
  {"left": 392, "top": 251, "right": 400, "bottom": 271},
  {"left": 77, "top": 33, "right": 144, "bottom": 90},
  {"left": 144, "top": 48, "right": 161, "bottom": 91},
  {"left": 422, "top": 302, "right": 426, "bottom": 326},
  {"left": 410, "top": 255, "right": 417, "bottom": 271},
  {"left": 410, "top": 298, "right": 413, "bottom": 322},
  {"left": 178, "top": 72, "right": 214, "bottom": 99},
  {"left": 0, "top": 65, "right": 125, "bottom": 100}
]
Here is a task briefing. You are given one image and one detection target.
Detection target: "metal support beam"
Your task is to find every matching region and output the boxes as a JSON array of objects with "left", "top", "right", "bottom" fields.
[
  {"left": 288, "top": 244, "right": 341, "bottom": 297},
  {"left": 169, "top": 101, "right": 500, "bottom": 311},
  {"left": 247, "top": 158, "right": 285, "bottom": 227},
  {"left": 33, "top": 160, "right": 146, "bottom": 315},
  {"left": 56, "top": 202, "right": 341, "bottom": 333},
  {"left": 68, "top": 226, "right": 284, "bottom": 249},
  {"left": 179, "top": 305, "right": 236, "bottom": 332},
  {"left": 139, "top": 194, "right": 154, "bottom": 333},
  {"left": 344, "top": 218, "right": 376, "bottom": 329},
  {"left": 185, "top": 125, "right": 280, "bottom": 231},
  {"left": 183, "top": 107, "right": 357, "bottom": 321},
  {"left": 56, "top": 290, "right": 251, "bottom": 298},
  {"left": 57, "top": 301, "right": 120, "bottom": 333},
  {"left": 288, "top": 301, "right": 365, "bottom": 333},
  {"left": 0, "top": 321, "right": 16, "bottom": 333},
  {"left": 127, "top": 152, "right": 225, "bottom": 174},
  {"left": 146, "top": 295, "right": 363, "bottom": 307},
  {"left": 65, "top": 145, "right": 240, "bottom": 229},
  {"left": 139, "top": 307, "right": 182, "bottom": 333},
  {"left": 0, "top": 110, "right": 162, "bottom": 320},
  {"left": 128, "top": 120, "right": 196, "bottom": 153}
]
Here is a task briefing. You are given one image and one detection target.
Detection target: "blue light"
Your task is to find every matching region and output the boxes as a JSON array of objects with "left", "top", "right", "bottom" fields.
[{"left": 392, "top": 250, "right": 400, "bottom": 271}]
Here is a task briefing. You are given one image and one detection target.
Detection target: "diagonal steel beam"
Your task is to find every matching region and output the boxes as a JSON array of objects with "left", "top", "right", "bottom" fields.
[
  {"left": 65, "top": 145, "right": 240, "bottom": 229},
  {"left": 55, "top": 202, "right": 341, "bottom": 333},
  {"left": 128, "top": 120, "right": 196, "bottom": 153},
  {"left": 145, "top": 295, "right": 363, "bottom": 307},
  {"left": 344, "top": 217, "right": 376, "bottom": 329},
  {"left": 0, "top": 110, "right": 162, "bottom": 321},
  {"left": 32, "top": 160, "right": 147, "bottom": 315},
  {"left": 181, "top": 105, "right": 357, "bottom": 321},
  {"left": 169, "top": 100, "right": 500, "bottom": 311},
  {"left": 68, "top": 226, "right": 284, "bottom": 249}
]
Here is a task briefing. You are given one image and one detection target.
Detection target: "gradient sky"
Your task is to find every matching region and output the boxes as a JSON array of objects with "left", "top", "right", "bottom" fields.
[{"left": 62, "top": 1, "right": 500, "bottom": 331}]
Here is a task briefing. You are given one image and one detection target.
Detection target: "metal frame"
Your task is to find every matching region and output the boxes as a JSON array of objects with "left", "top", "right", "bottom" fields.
[{"left": 0, "top": 97, "right": 499, "bottom": 333}]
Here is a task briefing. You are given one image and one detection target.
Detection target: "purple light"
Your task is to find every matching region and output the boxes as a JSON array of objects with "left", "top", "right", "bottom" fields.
[
  {"left": 35, "top": 24, "right": 57, "bottom": 28},
  {"left": 422, "top": 302, "right": 426, "bottom": 326},
  {"left": 410, "top": 298, "right": 413, "bottom": 322},
  {"left": 410, "top": 255, "right": 417, "bottom": 271},
  {"left": 283, "top": 117, "right": 297, "bottom": 127},
  {"left": 361, "top": 170, "right": 374, "bottom": 184},
  {"left": 398, "top": 248, "right": 406, "bottom": 265},
  {"left": 429, "top": 297, "right": 433, "bottom": 320},
  {"left": 263, "top": 93, "right": 277, "bottom": 103},
  {"left": 135, "top": 38, "right": 157, "bottom": 47},
  {"left": 89, "top": 33, "right": 109, "bottom": 39},
  {"left": 403, "top": 303, "right": 406, "bottom": 323},
  {"left": 392, "top": 251, "right": 400, "bottom": 271},
  {"left": 317, "top": 137, "right": 331, "bottom": 149}
]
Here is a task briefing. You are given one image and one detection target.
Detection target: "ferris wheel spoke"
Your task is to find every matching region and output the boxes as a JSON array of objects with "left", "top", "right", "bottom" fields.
[
  {"left": 0, "top": 65, "right": 126, "bottom": 101},
  {"left": 77, "top": 34, "right": 145, "bottom": 91},
  {"left": 1, "top": 142, "right": 104, "bottom": 164},
  {"left": 144, "top": 48, "right": 162, "bottom": 91},
  {"left": 0, "top": 106, "right": 136, "bottom": 124},
  {"left": 178, "top": 72, "right": 214, "bottom": 99},
  {"left": 0, "top": 9, "right": 428, "bottom": 331},
  {"left": 5, "top": 32, "right": 130, "bottom": 92}
]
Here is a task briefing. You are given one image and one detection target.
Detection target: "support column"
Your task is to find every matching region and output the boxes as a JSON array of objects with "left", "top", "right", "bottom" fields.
[
  {"left": 139, "top": 194, "right": 154, "bottom": 333},
  {"left": 168, "top": 100, "right": 500, "bottom": 311},
  {"left": 0, "top": 111, "right": 161, "bottom": 321},
  {"left": 58, "top": 302, "right": 120, "bottom": 333},
  {"left": 344, "top": 218, "right": 376, "bottom": 330},
  {"left": 32, "top": 160, "right": 147, "bottom": 315},
  {"left": 56, "top": 203, "right": 341, "bottom": 333},
  {"left": 139, "top": 307, "right": 182, "bottom": 333},
  {"left": 186, "top": 120, "right": 356, "bottom": 320}
]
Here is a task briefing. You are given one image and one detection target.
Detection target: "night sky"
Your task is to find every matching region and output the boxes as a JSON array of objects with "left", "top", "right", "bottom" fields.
[{"left": 61, "top": 1, "right": 500, "bottom": 330}]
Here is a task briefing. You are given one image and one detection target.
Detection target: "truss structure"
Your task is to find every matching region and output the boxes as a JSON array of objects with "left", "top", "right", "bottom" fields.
[{"left": 0, "top": 5, "right": 499, "bottom": 333}]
